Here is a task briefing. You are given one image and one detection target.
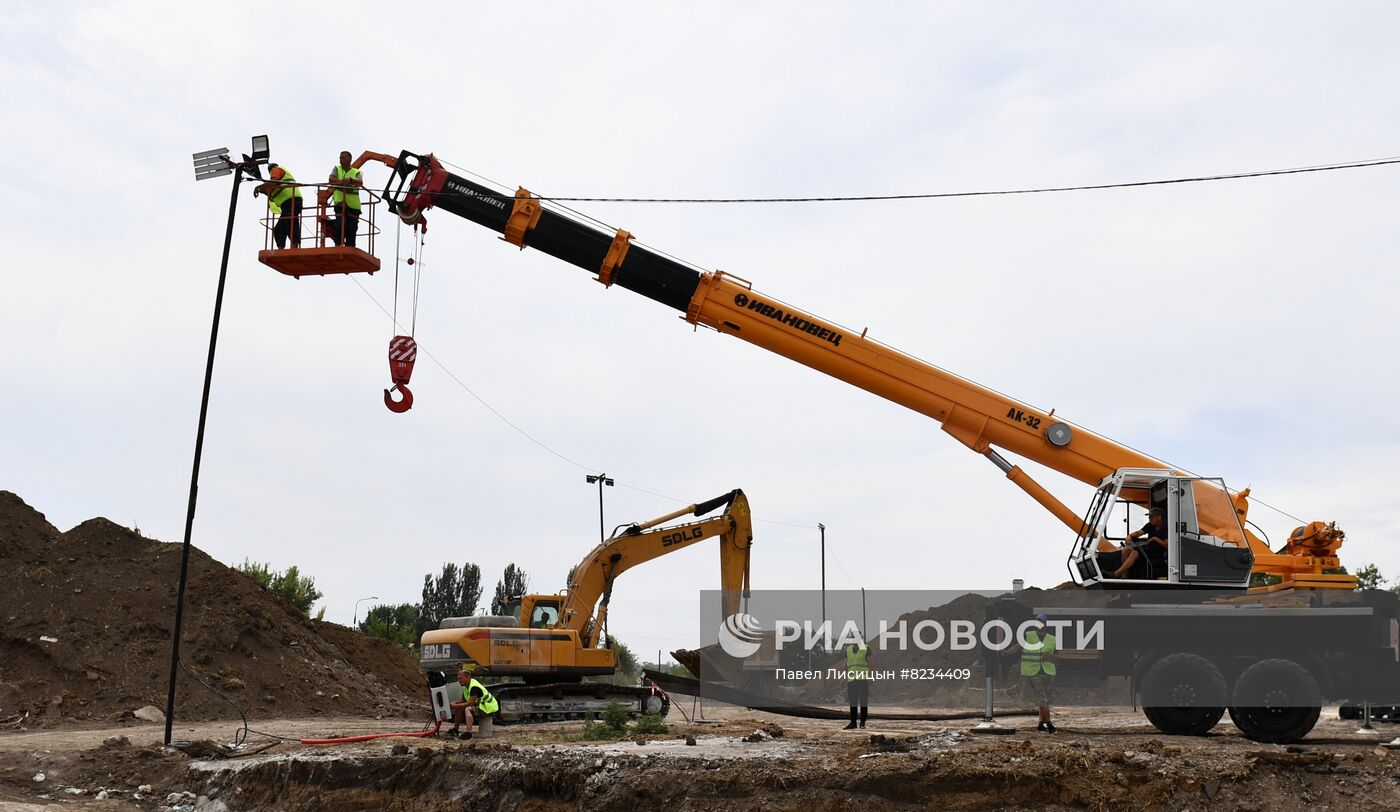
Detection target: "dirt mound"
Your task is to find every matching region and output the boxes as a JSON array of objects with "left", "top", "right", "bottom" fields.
[{"left": 0, "top": 491, "right": 427, "bottom": 727}]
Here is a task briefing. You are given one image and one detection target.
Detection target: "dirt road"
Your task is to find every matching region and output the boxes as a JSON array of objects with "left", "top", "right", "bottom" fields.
[{"left": 3, "top": 705, "right": 1399, "bottom": 810}]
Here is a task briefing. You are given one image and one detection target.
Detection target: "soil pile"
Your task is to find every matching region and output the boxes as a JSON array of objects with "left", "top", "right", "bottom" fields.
[{"left": 0, "top": 491, "right": 426, "bottom": 726}]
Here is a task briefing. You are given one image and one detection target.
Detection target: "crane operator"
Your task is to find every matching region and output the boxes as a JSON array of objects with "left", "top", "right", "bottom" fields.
[{"left": 1112, "top": 507, "right": 1169, "bottom": 579}]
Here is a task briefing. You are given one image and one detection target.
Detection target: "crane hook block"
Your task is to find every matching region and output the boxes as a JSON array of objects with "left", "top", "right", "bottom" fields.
[{"left": 384, "top": 335, "right": 418, "bottom": 413}]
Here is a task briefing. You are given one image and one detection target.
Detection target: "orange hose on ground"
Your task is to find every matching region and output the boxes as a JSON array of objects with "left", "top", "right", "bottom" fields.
[{"left": 299, "top": 719, "right": 442, "bottom": 745}]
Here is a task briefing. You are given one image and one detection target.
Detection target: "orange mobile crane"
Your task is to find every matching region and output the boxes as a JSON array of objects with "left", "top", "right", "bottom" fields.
[
  {"left": 255, "top": 150, "right": 1395, "bottom": 743},
  {"left": 418, "top": 489, "right": 752, "bottom": 722}
]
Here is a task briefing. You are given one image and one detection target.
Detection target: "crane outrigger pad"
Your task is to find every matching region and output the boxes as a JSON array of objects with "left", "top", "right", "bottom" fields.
[{"left": 258, "top": 246, "right": 380, "bottom": 278}]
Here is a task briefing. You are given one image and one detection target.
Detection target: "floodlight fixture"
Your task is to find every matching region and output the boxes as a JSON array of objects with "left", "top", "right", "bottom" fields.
[
  {"left": 250, "top": 134, "right": 270, "bottom": 161},
  {"left": 192, "top": 147, "right": 232, "bottom": 181}
]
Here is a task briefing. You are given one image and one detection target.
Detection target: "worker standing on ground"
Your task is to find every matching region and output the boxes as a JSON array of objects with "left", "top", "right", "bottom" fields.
[
  {"left": 1006, "top": 613, "right": 1057, "bottom": 733},
  {"left": 256, "top": 164, "right": 303, "bottom": 249},
  {"left": 843, "top": 634, "right": 871, "bottom": 730},
  {"left": 1112, "top": 507, "right": 1169, "bottom": 579},
  {"left": 321, "top": 150, "right": 363, "bottom": 247},
  {"left": 447, "top": 665, "right": 499, "bottom": 740}
]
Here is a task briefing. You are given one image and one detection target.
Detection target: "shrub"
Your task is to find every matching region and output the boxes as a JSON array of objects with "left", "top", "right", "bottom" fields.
[
  {"left": 602, "top": 700, "right": 630, "bottom": 732},
  {"left": 632, "top": 712, "right": 667, "bottom": 734}
]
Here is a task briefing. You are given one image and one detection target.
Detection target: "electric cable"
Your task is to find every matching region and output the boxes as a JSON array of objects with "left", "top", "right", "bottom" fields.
[
  {"left": 176, "top": 655, "right": 439, "bottom": 748},
  {"left": 530, "top": 154, "right": 1400, "bottom": 203}
]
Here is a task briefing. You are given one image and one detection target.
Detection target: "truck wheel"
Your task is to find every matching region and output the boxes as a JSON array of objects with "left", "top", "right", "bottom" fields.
[
  {"left": 1228, "top": 658, "right": 1322, "bottom": 744},
  {"left": 1337, "top": 702, "right": 1360, "bottom": 720},
  {"left": 1140, "top": 652, "right": 1227, "bottom": 736}
]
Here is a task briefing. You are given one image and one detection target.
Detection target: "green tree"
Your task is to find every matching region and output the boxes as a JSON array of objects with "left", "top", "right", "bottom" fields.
[
  {"left": 236, "top": 560, "right": 323, "bottom": 616},
  {"left": 418, "top": 563, "right": 483, "bottom": 637},
  {"left": 491, "top": 564, "right": 530, "bottom": 616},
  {"left": 1355, "top": 563, "right": 1385, "bottom": 591},
  {"left": 360, "top": 603, "right": 421, "bottom": 649},
  {"left": 610, "top": 638, "right": 641, "bottom": 683}
]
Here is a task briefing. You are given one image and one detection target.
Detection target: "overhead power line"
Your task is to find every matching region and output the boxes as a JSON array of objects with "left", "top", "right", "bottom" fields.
[{"left": 531, "top": 154, "right": 1400, "bottom": 204}]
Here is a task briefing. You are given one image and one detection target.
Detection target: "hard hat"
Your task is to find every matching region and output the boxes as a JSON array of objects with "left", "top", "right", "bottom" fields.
[
  {"left": 1034, "top": 613, "right": 1049, "bottom": 623},
  {"left": 269, "top": 166, "right": 286, "bottom": 180}
]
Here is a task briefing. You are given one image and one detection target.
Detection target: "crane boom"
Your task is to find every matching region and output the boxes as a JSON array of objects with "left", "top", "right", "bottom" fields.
[
  {"left": 379, "top": 152, "right": 1160, "bottom": 529},
  {"left": 363, "top": 150, "right": 1348, "bottom": 590}
]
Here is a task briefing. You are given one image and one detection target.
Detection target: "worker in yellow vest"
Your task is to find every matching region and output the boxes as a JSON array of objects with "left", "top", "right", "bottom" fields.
[
  {"left": 448, "top": 665, "right": 500, "bottom": 740},
  {"left": 255, "top": 164, "right": 303, "bottom": 249},
  {"left": 843, "top": 635, "right": 872, "bottom": 730},
  {"left": 1006, "top": 613, "right": 1057, "bottom": 733},
  {"left": 323, "top": 150, "right": 364, "bottom": 248}
]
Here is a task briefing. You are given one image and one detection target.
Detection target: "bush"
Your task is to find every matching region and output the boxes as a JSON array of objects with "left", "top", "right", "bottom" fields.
[
  {"left": 236, "top": 560, "right": 323, "bottom": 616},
  {"left": 602, "top": 700, "right": 630, "bottom": 732},
  {"left": 578, "top": 713, "right": 617, "bottom": 740},
  {"left": 632, "top": 712, "right": 667, "bottom": 734}
]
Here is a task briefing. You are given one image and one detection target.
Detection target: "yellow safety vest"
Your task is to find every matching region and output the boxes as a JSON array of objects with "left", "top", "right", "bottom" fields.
[
  {"left": 267, "top": 168, "right": 302, "bottom": 212},
  {"left": 1020, "top": 631, "right": 1056, "bottom": 677},
  {"left": 845, "top": 644, "right": 870, "bottom": 680},
  {"left": 467, "top": 678, "right": 499, "bottom": 715},
  {"left": 331, "top": 165, "right": 362, "bottom": 210}
]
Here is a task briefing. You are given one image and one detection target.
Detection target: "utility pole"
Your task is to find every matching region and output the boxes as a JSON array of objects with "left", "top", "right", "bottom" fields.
[
  {"left": 167, "top": 136, "right": 270, "bottom": 747},
  {"left": 585, "top": 473, "right": 614, "bottom": 543}
]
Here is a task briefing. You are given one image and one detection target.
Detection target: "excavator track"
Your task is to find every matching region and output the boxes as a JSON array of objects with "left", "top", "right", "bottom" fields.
[{"left": 488, "top": 682, "right": 669, "bottom": 724}]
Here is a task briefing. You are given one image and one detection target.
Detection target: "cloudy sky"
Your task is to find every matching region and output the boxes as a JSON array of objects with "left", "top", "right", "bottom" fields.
[{"left": 4, "top": 2, "right": 1398, "bottom": 662}]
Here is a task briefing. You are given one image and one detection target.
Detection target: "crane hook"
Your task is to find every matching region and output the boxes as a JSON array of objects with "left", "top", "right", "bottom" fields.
[
  {"left": 384, "top": 335, "right": 418, "bottom": 414},
  {"left": 384, "top": 383, "right": 414, "bottom": 413}
]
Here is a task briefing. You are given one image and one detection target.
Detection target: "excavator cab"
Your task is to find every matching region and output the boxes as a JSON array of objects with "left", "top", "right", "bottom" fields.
[
  {"left": 1070, "top": 468, "right": 1255, "bottom": 589},
  {"left": 526, "top": 598, "right": 562, "bottom": 629}
]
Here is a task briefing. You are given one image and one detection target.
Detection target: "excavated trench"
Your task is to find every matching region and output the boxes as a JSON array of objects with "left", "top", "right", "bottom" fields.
[{"left": 181, "top": 741, "right": 1210, "bottom": 811}]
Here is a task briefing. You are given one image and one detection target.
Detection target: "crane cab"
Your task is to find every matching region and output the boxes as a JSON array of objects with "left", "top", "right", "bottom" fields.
[
  {"left": 1070, "top": 468, "right": 1255, "bottom": 589},
  {"left": 256, "top": 188, "right": 382, "bottom": 278}
]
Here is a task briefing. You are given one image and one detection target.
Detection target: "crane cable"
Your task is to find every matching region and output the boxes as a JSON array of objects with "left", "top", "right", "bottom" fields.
[
  {"left": 391, "top": 219, "right": 401, "bottom": 337},
  {"left": 411, "top": 230, "right": 425, "bottom": 336}
]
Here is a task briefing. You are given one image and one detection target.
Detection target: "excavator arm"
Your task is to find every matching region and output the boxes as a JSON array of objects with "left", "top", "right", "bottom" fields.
[{"left": 558, "top": 489, "right": 753, "bottom": 648}]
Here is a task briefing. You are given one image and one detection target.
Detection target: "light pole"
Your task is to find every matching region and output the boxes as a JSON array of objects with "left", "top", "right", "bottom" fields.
[
  {"left": 165, "top": 136, "right": 269, "bottom": 748},
  {"left": 354, "top": 596, "right": 380, "bottom": 627},
  {"left": 585, "top": 473, "right": 614, "bottom": 543},
  {"left": 818, "top": 523, "right": 826, "bottom": 639}
]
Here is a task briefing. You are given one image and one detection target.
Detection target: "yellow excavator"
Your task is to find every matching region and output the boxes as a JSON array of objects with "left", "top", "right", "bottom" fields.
[{"left": 419, "top": 489, "right": 752, "bottom": 721}]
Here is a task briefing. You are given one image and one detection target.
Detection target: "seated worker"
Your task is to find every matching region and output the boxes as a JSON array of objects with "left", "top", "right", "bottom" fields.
[
  {"left": 447, "top": 666, "right": 499, "bottom": 740},
  {"left": 1112, "top": 507, "right": 1169, "bottom": 578}
]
